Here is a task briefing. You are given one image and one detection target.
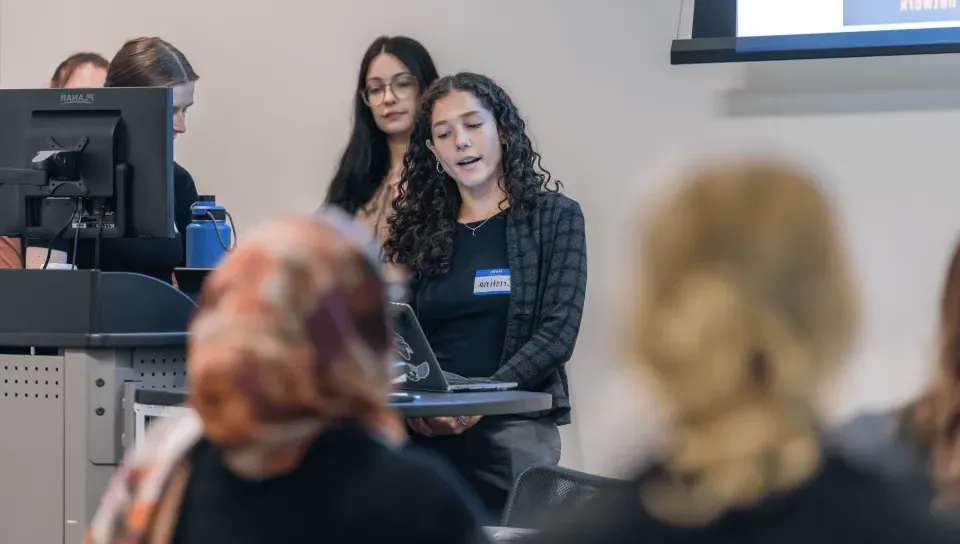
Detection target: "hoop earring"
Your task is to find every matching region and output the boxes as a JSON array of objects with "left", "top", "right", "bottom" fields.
[{"left": 436, "top": 161, "right": 444, "bottom": 175}]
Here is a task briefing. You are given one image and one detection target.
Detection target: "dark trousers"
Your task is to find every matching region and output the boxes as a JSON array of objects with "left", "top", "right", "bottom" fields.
[{"left": 409, "top": 415, "right": 561, "bottom": 522}]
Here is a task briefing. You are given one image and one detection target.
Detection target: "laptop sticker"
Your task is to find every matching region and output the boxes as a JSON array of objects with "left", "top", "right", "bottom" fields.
[
  {"left": 474, "top": 269, "right": 510, "bottom": 295},
  {"left": 393, "top": 330, "right": 413, "bottom": 361},
  {"left": 399, "top": 362, "right": 430, "bottom": 382}
]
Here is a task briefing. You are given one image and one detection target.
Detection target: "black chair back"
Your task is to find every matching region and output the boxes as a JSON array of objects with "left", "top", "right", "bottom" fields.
[{"left": 501, "top": 465, "right": 629, "bottom": 528}]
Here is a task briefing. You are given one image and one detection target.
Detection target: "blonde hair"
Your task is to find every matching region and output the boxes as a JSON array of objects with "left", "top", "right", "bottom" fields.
[{"left": 633, "top": 160, "right": 858, "bottom": 525}]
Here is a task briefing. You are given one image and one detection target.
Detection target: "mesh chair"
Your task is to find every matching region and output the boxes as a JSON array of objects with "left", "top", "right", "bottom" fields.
[{"left": 501, "top": 465, "right": 629, "bottom": 528}]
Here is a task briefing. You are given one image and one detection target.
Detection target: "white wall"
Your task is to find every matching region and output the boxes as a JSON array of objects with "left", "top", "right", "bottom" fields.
[{"left": 3, "top": 0, "right": 960, "bottom": 476}]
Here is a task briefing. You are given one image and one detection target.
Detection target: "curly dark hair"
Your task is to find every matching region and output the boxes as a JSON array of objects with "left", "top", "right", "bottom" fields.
[{"left": 384, "top": 72, "right": 561, "bottom": 280}]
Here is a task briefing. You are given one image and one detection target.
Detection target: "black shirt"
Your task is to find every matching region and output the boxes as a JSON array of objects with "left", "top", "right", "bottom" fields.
[
  {"left": 26, "top": 162, "right": 198, "bottom": 279},
  {"left": 416, "top": 212, "right": 510, "bottom": 378},
  {"left": 172, "top": 422, "right": 489, "bottom": 544},
  {"left": 528, "top": 453, "right": 960, "bottom": 544}
]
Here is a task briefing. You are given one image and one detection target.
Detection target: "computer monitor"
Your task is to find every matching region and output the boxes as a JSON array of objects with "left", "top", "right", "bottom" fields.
[{"left": 0, "top": 87, "right": 176, "bottom": 243}]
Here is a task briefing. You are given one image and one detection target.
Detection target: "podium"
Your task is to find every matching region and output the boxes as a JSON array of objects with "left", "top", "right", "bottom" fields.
[{"left": 0, "top": 270, "right": 194, "bottom": 544}]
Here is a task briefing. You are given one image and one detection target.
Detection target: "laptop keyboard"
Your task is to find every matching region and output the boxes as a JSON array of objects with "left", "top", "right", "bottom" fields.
[{"left": 442, "top": 370, "right": 491, "bottom": 385}]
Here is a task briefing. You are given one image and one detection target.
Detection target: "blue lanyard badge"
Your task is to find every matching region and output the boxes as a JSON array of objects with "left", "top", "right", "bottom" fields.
[{"left": 474, "top": 269, "right": 511, "bottom": 295}]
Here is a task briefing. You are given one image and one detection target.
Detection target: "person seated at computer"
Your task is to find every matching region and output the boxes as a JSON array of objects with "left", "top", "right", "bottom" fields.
[
  {"left": 832, "top": 236, "right": 960, "bottom": 521},
  {"left": 527, "top": 161, "right": 960, "bottom": 544},
  {"left": 0, "top": 238, "right": 20, "bottom": 269},
  {"left": 84, "top": 211, "right": 490, "bottom": 544},
  {"left": 48, "top": 52, "right": 108, "bottom": 88},
  {"left": 25, "top": 37, "right": 199, "bottom": 278},
  {"left": 0, "top": 52, "right": 111, "bottom": 269},
  {"left": 384, "top": 72, "right": 588, "bottom": 519},
  {"left": 324, "top": 36, "right": 439, "bottom": 243}
]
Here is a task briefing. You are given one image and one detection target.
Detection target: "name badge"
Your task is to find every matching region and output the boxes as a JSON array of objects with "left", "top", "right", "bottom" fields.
[{"left": 474, "top": 269, "right": 511, "bottom": 295}]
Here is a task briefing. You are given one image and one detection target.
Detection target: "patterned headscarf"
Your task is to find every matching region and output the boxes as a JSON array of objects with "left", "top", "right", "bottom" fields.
[{"left": 85, "top": 210, "right": 404, "bottom": 543}]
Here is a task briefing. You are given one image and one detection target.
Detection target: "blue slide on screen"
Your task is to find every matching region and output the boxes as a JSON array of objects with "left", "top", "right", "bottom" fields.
[
  {"left": 736, "top": 0, "right": 960, "bottom": 52},
  {"left": 845, "top": 0, "right": 960, "bottom": 26}
]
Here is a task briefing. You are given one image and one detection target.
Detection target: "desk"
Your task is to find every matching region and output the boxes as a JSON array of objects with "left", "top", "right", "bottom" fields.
[
  {"left": 130, "top": 388, "right": 553, "bottom": 445},
  {"left": 393, "top": 390, "right": 552, "bottom": 418},
  {"left": 0, "top": 337, "right": 188, "bottom": 544},
  {"left": 0, "top": 270, "right": 552, "bottom": 544},
  {"left": 0, "top": 270, "right": 195, "bottom": 544}
]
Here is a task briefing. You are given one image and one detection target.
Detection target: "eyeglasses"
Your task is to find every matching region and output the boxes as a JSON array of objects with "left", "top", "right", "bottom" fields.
[{"left": 361, "top": 73, "right": 418, "bottom": 106}]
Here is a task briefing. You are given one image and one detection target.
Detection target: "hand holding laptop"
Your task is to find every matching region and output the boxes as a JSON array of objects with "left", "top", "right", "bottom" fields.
[{"left": 407, "top": 415, "right": 482, "bottom": 436}]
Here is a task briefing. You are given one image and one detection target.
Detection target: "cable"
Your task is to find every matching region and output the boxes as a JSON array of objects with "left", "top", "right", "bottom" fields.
[
  {"left": 30, "top": 182, "right": 75, "bottom": 270},
  {"left": 42, "top": 208, "right": 77, "bottom": 270},
  {"left": 206, "top": 210, "right": 238, "bottom": 253},
  {"left": 93, "top": 205, "right": 105, "bottom": 271},
  {"left": 70, "top": 199, "right": 84, "bottom": 270}
]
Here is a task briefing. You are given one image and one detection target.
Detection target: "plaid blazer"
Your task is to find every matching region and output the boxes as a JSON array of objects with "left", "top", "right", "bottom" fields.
[
  {"left": 413, "top": 192, "right": 587, "bottom": 425},
  {"left": 494, "top": 192, "right": 587, "bottom": 424}
]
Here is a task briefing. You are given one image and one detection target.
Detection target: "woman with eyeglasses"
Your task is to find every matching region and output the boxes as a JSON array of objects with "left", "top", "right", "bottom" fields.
[{"left": 324, "top": 36, "right": 439, "bottom": 242}]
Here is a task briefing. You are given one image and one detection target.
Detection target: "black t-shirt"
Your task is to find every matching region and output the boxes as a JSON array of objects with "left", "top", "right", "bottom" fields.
[
  {"left": 415, "top": 212, "right": 510, "bottom": 378},
  {"left": 26, "top": 162, "right": 198, "bottom": 279},
  {"left": 172, "top": 422, "right": 489, "bottom": 544},
  {"left": 528, "top": 453, "right": 960, "bottom": 544}
]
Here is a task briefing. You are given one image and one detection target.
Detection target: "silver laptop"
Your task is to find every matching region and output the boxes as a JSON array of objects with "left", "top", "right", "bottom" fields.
[{"left": 390, "top": 302, "right": 517, "bottom": 393}]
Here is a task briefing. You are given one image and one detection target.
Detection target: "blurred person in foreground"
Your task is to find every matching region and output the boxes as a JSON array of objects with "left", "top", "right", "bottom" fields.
[
  {"left": 834, "top": 236, "right": 960, "bottom": 521},
  {"left": 528, "top": 161, "right": 960, "bottom": 543},
  {"left": 84, "top": 210, "right": 489, "bottom": 543}
]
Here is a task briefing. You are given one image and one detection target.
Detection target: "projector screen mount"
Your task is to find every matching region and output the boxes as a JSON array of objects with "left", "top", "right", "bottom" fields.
[{"left": 673, "top": 0, "right": 960, "bottom": 65}]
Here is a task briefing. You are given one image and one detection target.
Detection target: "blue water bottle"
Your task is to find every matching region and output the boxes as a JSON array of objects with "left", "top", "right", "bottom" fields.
[{"left": 185, "top": 195, "right": 233, "bottom": 268}]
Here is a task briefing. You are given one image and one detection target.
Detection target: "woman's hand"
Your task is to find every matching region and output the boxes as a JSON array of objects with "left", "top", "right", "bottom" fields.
[{"left": 407, "top": 416, "right": 482, "bottom": 436}]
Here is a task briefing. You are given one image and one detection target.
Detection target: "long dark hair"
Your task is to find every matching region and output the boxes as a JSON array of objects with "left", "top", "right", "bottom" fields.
[
  {"left": 324, "top": 36, "right": 439, "bottom": 215},
  {"left": 105, "top": 37, "right": 198, "bottom": 87},
  {"left": 384, "top": 72, "right": 561, "bottom": 280}
]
